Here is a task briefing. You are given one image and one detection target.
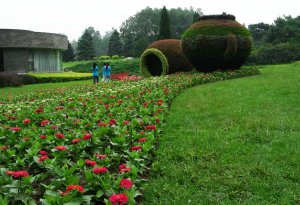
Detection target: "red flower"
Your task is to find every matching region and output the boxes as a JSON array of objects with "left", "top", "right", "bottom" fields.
[
  {"left": 109, "top": 193, "right": 129, "bottom": 205},
  {"left": 93, "top": 167, "right": 108, "bottom": 174},
  {"left": 0, "top": 146, "right": 7, "bottom": 150},
  {"left": 72, "top": 138, "right": 81, "bottom": 143},
  {"left": 98, "top": 122, "right": 107, "bottom": 127},
  {"left": 130, "top": 145, "right": 142, "bottom": 151},
  {"left": 38, "top": 155, "right": 49, "bottom": 162},
  {"left": 119, "top": 164, "right": 131, "bottom": 173},
  {"left": 40, "top": 150, "right": 47, "bottom": 155},
  {"left": 123, "top": 120, "right": 130, "bottom": 125},
  {"left": 85, "top": 160, "right": 97, "bottom": 166},
  {"left": 40, "top": 120, "right": 50, "bottom": 126},
  {"left": 50, "top": 125, "right": 58, "bottom": 129},
  {"left": 55, "top": 146, "right": 67, "bottom": 151},
  {"left": 23, "top": 137, "right": 30, "bottom": 141},
  {"left": 55, "top": 133, "right": 65, "bottom": 139},
  {"left": 35, "top": 108, "right": 43, "bottom": 113},
  {"left": 120, "top": 179, "right": 133, "bottom": 189},
  {"left": 23, "top": 119, "right": 30, "bottom": 124},
  {"left": 109, "top": 118, "right": 117, "bottom": 126},
  {"left": 155, "top": 118, "right": 160, "bottom": 123},
  {"left": 96, "top": 154, "right": 106, "bottom": 159},
  {"left": 140, "top": 131, "right": 145, "bottom": 135},
  {"left": 119, "top": 164, "right": 126, "bottom": 170},
  {"left": 54, "top": 106, "right": 64, "bottom": 110},
  {"left": 6, "top": 170, "right": 29, "bottom": 178},
  {"left": 10, "top": 127, "right": 21, "bottom": 131},
  {"left": 62, "top": 185, "right": 85, "bottom": 195},
  {"left": 138, "top": 138, "right": 147, "bottom": 143},
  {"left": 146, "top": 125, "right": 156, "bottom": 130},
  {"left": 40, "top": 135, "right": 47, "bottom": 139},
  {"left": 83, "top": 133, "right": 92, "bottom": 140}
]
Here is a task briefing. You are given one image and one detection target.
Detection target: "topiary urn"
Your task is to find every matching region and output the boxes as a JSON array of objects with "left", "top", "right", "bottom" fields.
[
  {"left": 140, "top": 39, "right": 193, "bottom": 77},
  {"left": 181, "top": 14, "right": 253, "bottom": 72}
]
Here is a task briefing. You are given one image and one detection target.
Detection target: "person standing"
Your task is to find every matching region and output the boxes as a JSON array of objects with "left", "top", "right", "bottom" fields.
[
  {"left": 102, "top": 63, "right": 111, "bottom": 82},
  {"left": 92, "top": 63, "right": 99, "bottom": 84}
]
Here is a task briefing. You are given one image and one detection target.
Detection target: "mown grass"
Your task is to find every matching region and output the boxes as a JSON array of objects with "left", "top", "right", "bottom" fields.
[
  {"left": 143, "top": 63, "right": 300, "bottom": 204},
  {"left": 0, "top": 80, "right": 90, "bottom": 98}
]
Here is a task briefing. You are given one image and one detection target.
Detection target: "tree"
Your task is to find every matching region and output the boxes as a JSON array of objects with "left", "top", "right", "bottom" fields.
[
  {"left": 133, "top": 36, "right": 150, "bottom": 57},
  {"left": 85, "top": 26, "right": 104, "bottom": 56},
  {"left": 108, "top": 30, "right": 123, "bottom": 56},
  {"left": 158, "top": 6, "right": 171, "bottom": 40},
  {"left": 77, "top": 30, "right": 95, "bottom": 60},
  {"left": 193, "top": 12, "right": 201, "bottom": 23},
  {"left": 62, "top": 41, "right": 75, "bottom": 62}
]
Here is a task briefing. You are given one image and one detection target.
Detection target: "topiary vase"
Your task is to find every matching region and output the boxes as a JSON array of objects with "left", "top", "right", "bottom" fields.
[
  {"left": 140, "top": 39, "right": 193, "bottom": 77},
  {"left": 181, "top": 14, "right": 253, "bottom": 72}
]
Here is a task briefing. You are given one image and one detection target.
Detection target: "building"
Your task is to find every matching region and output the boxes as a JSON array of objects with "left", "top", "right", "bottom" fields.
[{"left": 0, "top": 29, "right": 68, "bottom": 73}]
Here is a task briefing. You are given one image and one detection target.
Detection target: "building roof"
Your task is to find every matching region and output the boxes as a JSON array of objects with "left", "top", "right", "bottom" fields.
[{"left": 0, "top": 29, "right": 68, "bottom": 50}]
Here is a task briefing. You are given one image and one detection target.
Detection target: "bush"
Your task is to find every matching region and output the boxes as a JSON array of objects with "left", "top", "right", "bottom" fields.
[
  {"left": 99, "top": 56, "right": 111, "bottom": 60},
  {"left": 181, "top": 14, "right": 252, "bottom": 72},
  {"left": 246, "top": 43, "right": 300, "bottom": 65},
  {"left": 140, "top": 39, "right": 193, "bottom": 77},
  {"left": 112, "top": 55, "right": 120, "bottom": 60},
  {"left": 28, "top": 72, "right": 91, "bottom": 83},
  {"left": 0, "top": 73, "right": 23, "bottom": 88},
  {"left": 19, "top": 74, "right": 37, "bottom": 85}
]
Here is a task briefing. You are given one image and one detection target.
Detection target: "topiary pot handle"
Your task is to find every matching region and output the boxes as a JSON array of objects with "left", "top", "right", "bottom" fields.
[{"left": 224, "top": 34, "right": 237, "bottom": 62}]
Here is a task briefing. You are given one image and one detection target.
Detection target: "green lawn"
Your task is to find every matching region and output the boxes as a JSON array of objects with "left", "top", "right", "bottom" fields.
[
  {"left": 0, "top": 80, "right": 91, "bottom": 98},
  {"left": 143, "top": 63, "right": 300, "bottom": 204}
]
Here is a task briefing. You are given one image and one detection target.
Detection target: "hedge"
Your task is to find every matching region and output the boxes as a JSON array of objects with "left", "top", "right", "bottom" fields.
[{"left": 140, "top": 48, "right": 169, "bottom": 77}]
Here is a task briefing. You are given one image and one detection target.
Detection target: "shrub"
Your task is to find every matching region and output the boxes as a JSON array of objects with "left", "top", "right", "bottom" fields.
[
  {"left": 246, "top": 43, "right": 300, "bottom": 65},
  {"left": 19, "top": 74, "right": 37, "bottom": 85},
  {"left": 28, "top": 72, "right": 91, "bottom": 83},
  {"left": 140, "top": 39, "right": 193, "bottom": 77},
  {"left": 99, "top": 56, "right": 111, "bottom": 60},
  {"left": 181, "top": 14, "right": 252, "bottom": 72},
  {"left": 0, "top": 73, "right": 23, "bottom": 88},
  {"left": 140, "top": 48, "right": 169, "bottom": 77},
  {"left": 112, "top": 55, "right": 120, "bottom": 60}
]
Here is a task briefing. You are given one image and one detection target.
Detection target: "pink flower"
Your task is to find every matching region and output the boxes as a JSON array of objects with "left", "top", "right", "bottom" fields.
[
  {"left": 40, "top": 150, "right": 47, "bottom": 155},
  {"left": 96, "top": 154, "right": 106, "bottom": 159},
  {"left": 55, "top": 133, "right": 65, "bottom": 139},
  {"left": 123, "top": 120, "right": 130, "bottom": 125},
  {"left": 50, "top": 125, "right": 58, "bottom": 129},
  {"left": 83, "top": 133, "right": 92, "bottom": 140},
  {"left": 93, "top": 167, "right": 108, "bottom": 174},
  {"left": 120, "top": 179, "right": 133, "bottom": 189},
  {"left": 109, "top": 118, "right": 117, "bottom": 126},
  {"left": 85, "top": 160, "right": 97, "bottom": 166},
  {"left": 40, "top": 120, "right": 50, "bottom": 126},
  {"left": 10, "top": 127, "right": 21, "bottom": 131},
  {"left": 55, "top": 146, "right": 67, "bottom": 151},
  {"left": 23, "top": 119, "right": 30, "bottom": 124},
  {"left": 72, "top": 138, "right": 81, "bottom": 143},
  {"left": 109, "top": 193, "right": 129, "bottom": 205},
  {"left": 130, "top": 145, "right": 142, "bottom": 151}
]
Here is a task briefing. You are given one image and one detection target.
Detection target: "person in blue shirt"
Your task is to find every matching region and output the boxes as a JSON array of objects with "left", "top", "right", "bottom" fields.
[
  {"left": 92, "top": 63, "right": 99, "bottom": 84},
  {"left": 102, "top": 63, "right": 111, "bottom": 82}
]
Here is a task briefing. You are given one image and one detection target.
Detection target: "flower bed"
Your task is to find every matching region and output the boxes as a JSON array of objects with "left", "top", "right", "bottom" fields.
[{"left": 0, "top": 68, "right": 259, "bottom": 204}]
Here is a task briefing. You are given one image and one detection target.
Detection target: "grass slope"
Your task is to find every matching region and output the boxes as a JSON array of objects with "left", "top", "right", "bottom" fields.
[{"left": 144, "top": 63, "right": 300, "bottom": 204}]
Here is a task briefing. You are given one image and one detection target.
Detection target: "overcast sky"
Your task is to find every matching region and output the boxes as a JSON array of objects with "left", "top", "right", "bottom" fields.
[{"left": 1, "top": 0, "right": 299, "bottom": 41}]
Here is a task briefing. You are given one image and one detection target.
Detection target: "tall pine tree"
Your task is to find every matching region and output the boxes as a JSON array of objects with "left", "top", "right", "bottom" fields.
[
  {"left": 62, "top": 41, "right": 75, "bottom": 62},
  {"left": 77, "top": 30, "right": 95, "bottom": 60},
  {"left": 158, "top": 6, "right": 171, "bottom": 40},
  {"left": 108, "top": 30, "right": 123, "bottom": 56}
]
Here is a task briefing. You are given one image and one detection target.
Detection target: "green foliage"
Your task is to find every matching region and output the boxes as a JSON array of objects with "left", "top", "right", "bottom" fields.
[
  {"left": 140, "top": 48, "right": 168, "bottom": 77},
  {"left": 111, "top": 55, "right": 120, "bottom": 60},
  {"left": 199, "top": 13, "right": 236, "bottom": 21},
  {"left": 27, "top": 72, "right": 91, "bottom": 83},
  {"left": 133, "top": 36, "right": 150, "bottom": 57},
  {"left": 99, "top": 56, "right": 111, "bottom": 60},
  {"left": 181, "top": 15, "right": 252, "bottom": 72},
  {"left": 62, "top": 41, "right": 75, "bottom": 62},
  {"left": 192, "top": 12, "right": 201, "bottom": 23},
  {"left": 76, "top": 30, "right": 95, "bottom": 60},
  {"left": 158, "top": 6, "right": 171, "bottom": 40},
  {"left": 246, "top": 43, "right": 300, "bottom": 65},
  {"left": 108, "top": 30, "right": 123, "bottom": 56},
  {"left": 146, "top": 39, "right": 193, "bottom": 75}
]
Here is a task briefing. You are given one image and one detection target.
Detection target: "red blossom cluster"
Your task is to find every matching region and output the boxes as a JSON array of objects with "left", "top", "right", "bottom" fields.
[
  {"left": 61, "top": 185, "right": 85, "bottom": 195},
  {"left": 93, "top": 167, "right": 108, "bottom": 174},
  {"left": 120, "top": 179, "right": 133, "bottom": 189},
  {"left": 109, "top": 193, "right": 129, "bottom": 205},
  {"left": 6, "top": 170, "right": 29, "bottom": 178}
]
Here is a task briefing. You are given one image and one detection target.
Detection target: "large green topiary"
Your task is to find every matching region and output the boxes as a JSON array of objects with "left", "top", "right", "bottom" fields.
[
  {"left": 181, "top": 14, "right": 253, "bottom": 72},
  {"left": 140, "top": 39, "right": 193, "bottom": 77}
]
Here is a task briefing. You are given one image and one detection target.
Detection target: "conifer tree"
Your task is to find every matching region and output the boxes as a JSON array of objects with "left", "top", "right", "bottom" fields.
[
  {"left": 108, "top": 30, "right": 123, "bottom": 56},
  {"left": 193, "top": 12, "right": 201, "bottom": 23},
  {"left": 77, "top": 30, "right": 95, "bottom": 60},
  {"left": 62, "top": 41, "right": 75, "bottom": 62},
  {"left": 158, "top": 6, "right": 171, "bottom": 40}
]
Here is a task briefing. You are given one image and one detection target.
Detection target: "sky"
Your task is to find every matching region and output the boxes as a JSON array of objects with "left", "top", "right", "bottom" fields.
[{"left": 1, "top": 0, "right": 299, "bottom": 41}]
